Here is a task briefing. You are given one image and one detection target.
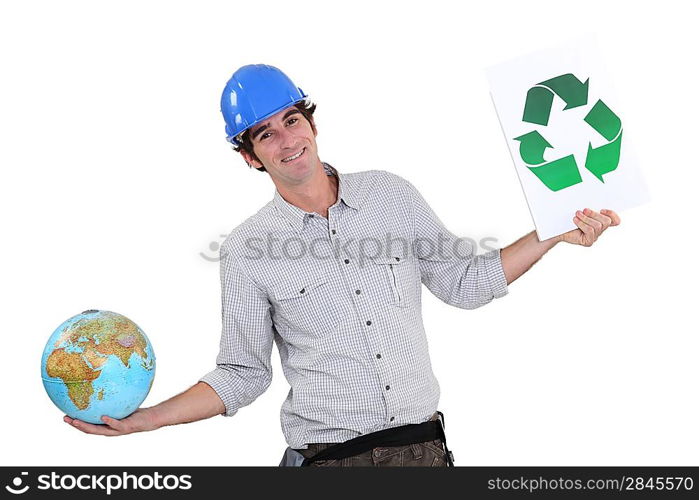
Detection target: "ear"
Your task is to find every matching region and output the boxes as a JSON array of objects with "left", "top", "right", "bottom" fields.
[{"left": 240, "top": 150, "right": 264, "bottom": 170}]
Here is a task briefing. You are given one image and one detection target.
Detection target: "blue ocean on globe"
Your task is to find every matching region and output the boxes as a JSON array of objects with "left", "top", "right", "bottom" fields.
[{"left": 41, "top": 309, "right": 156, "bottom": 424}]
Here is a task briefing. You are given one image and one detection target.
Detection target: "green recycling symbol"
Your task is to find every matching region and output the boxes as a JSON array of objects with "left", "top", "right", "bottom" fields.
[{"left": 513, "top": 73, "right": 622, "bottom": 192}]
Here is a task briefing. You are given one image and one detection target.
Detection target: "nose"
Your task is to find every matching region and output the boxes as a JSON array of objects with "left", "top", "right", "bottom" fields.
[{"left": 278, "top": 126, "right": 298, "bottom": 150}]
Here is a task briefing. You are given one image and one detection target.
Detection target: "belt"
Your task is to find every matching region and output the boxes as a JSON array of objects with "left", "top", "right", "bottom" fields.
[{"left": 300, "top": 411, "right": 455, "bottom": 466}]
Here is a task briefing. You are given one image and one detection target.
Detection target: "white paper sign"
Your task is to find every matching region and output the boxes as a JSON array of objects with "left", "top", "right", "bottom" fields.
[{"left": 486, "top": 36, "right": 650, "bottom": 241}]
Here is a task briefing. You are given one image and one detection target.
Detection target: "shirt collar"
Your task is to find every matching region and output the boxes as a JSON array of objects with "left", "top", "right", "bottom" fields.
[{"left": 273, "top": 162, "right": 362, "bottom": 233}]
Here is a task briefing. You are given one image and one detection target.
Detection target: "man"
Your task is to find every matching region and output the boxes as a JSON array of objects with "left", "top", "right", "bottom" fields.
[{"left": 65, "top": 64, "right": 621, "bottom": 467}]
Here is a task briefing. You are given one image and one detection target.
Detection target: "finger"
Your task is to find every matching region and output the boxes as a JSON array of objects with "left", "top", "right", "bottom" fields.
[
  {"left": 573, "top": 214, "right": 596, "bottom": 243},
  {"left": 600, "top": 209, "right": 621, "bottom": 226},
  {"left": 67, "top": 417, "right": 122, "bottom": 436},
  {"left": 101, "top": 415, "right": 129, "bottom": 433},
  {"left": 576, "top": 210, "right": 603, "bottom": 233},
  {"left": 583, "top": 208, "right": 612, "bottom": 229}
]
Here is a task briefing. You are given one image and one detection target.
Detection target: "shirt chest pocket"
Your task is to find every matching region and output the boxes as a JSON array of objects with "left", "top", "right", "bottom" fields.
[
  {"left": 370, "top": 255, "right": 412, "bottom": 308},
  {"left": 272, "top": 276, "right": 342, "bottom": 334}
]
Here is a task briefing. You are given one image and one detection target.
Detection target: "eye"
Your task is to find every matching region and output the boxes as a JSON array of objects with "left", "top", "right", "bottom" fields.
[
  {"left": 260, "top": 131, "right": 272, "bottom": 141},
  {"left": 286, "top": 117, "right": 298, "bottom": 126}
]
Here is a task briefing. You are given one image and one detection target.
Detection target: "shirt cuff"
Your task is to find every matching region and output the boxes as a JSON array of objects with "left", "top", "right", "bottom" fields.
[
  {"left": 199, "top": 369, "right": 240, "bottom": 417},
  {"left": 483, "top": 248, "right": 509, "bottom": 299}
]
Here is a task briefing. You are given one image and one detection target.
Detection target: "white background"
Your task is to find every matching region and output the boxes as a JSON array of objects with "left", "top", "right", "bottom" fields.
[{"left": 1, "top": 0, "right": 696, "bottom": 466}]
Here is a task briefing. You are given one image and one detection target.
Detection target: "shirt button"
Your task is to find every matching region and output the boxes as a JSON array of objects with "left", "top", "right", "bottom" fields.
[
  {"left": 390, "top": 417, "right": 395, "bottom": 422},
  {"left": 355, "top": 289, "right": 361, "bottom": 295},
  {"left": 376, "top": 353, "right": 381, "bottom": 359},
  {"left": 331, "top": 229, "right": 336, "bottom": 234},
  {"left": 344, "top": 259, "right": 350, "bottom": 264},
  {"left": 395, "top": 257, "right": 400, "bottom": 261},
  {"left": 366, "top": 320, "right": 372, "bottom": 326},
  {"left": 385, "top": 385, "right": 390, "bottom": 391},
  {"left": 300, "top": 288, "right": 305, "bottom": 294},
  {"left": 308, "top": 214, "right": 314, "bottom": 218}
]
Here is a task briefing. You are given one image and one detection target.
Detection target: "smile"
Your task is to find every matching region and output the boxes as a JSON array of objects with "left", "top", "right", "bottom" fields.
[{"left": 281, "top": 148, "right": 305, "bottom": 163}]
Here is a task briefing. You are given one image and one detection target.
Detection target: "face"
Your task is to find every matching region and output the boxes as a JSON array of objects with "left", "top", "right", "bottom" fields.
[{"left": 241, "top": 105, "right": 320, "bottom": 184}]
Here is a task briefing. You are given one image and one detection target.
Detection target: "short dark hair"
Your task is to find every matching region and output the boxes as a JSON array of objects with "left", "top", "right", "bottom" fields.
[{"left": 231, "top": 100, "right": 317, "bottom": 173}]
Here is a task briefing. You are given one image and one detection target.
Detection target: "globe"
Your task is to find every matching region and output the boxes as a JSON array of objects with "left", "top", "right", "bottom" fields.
[{"left": 41, "top": 309, "right": 156, "bottom": 424}]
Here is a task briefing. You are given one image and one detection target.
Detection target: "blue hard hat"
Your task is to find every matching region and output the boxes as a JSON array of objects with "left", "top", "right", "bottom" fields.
[{"left": 220, "top": 64, "right": 307, "bottom": 145}]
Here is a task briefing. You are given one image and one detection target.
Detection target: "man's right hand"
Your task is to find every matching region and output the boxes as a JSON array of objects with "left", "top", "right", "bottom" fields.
[
  {"left": 61, "top": 382, "right": 226, "bottom": 436},
  {"left": 64, "top": 408, "right": 160, "bottom": 436}
]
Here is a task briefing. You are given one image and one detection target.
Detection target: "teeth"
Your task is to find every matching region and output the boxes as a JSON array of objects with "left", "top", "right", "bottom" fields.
[{"left": 282, "top": 148, "right": 304, "bottom": 163}]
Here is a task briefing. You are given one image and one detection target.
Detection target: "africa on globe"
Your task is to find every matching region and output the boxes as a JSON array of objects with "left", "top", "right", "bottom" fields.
[{"left": 41, "top": 309, "right": 156, "bottom": 424}]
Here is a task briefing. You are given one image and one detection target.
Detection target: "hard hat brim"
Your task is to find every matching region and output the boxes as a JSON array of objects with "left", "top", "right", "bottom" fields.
[{"left": 228, "top": 95, "right": 308, "bottom": 146}]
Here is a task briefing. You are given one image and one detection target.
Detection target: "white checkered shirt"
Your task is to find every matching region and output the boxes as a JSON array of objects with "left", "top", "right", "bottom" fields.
[{"left": 200, "top": 163, "right": 509, "bottom": 449}]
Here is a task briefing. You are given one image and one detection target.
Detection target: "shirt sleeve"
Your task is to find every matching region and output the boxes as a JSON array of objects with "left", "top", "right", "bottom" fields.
[
  {"left": 405, "top": 178, "right": 509, "bottom": 310},
  {"left": 199, "top": 246, "right": 274, "bottom": 417}
]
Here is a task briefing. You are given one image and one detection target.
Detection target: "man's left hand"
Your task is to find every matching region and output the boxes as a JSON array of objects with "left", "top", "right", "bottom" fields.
[{"left": 557, "top": 208, "right": 621, "bottom": 247}]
